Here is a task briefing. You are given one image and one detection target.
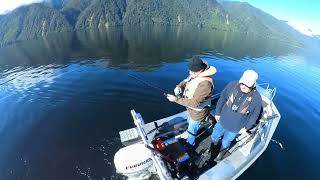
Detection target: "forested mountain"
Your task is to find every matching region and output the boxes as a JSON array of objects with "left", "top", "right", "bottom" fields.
[
  {"left": 123, "top": 0, "right": 244, "bottom": 31},
  {"left": 0, "top": 0, "right": 309, "bottom": 46},
  {"left": 0, "top": 4, "right": 72, "bottom": 46},
  {"left": 75, "top": 0, "right": 127, "bottom": 29},
  {"left": 60, "top": 0, "right": 91, "bottom": 26},
  {"left": 220, "top": 1, "right": 303, "bottom": 44},
  {"left": 43, "top": 0, "right": 68, "bottom": 9}
]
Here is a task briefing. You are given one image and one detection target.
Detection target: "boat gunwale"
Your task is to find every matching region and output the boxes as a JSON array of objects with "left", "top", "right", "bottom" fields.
[{"left": 118, "top": 85, "right": 281, "bottom": 180}]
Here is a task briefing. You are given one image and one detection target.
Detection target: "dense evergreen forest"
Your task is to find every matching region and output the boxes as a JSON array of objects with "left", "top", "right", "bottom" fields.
[{"left": 0, "top": 0, "right": 307, "bottom": 46}]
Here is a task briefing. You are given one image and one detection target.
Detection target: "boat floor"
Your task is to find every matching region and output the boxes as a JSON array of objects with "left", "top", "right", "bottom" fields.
[
  {"left": 154, "top": 118, "right": 225, "bottom": 179},
  {"left": 181, "top": 128, "right": 222, "bottom": 179}
]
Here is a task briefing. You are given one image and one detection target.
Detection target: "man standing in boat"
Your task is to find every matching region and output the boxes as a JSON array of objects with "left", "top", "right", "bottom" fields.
[
  {"left": 211, "top": 70, "right": 262, "bottom": 156},
  {"left": 167, "top": 56, "right": 217, "bottom": 148}
]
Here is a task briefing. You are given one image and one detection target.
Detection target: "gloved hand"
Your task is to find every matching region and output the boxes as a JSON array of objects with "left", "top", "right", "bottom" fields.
[
  {"left": 214, "top": 115, "right": 220, "bottom": 121},
  {"left": 174, "top": 86, "right": 182, "bottom": 95},
  {"left": 167, "top": 94, "right": 177, "bottom": 102}
]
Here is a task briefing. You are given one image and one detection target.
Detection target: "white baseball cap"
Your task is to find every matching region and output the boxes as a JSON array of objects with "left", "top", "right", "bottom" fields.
[{"left": 239, "top": 70, "right": 258, "bottom": 87}]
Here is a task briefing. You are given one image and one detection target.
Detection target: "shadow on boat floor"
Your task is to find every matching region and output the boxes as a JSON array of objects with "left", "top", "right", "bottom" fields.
[{"left": 177, "top": 130, "right": 221, "bottom": 179}]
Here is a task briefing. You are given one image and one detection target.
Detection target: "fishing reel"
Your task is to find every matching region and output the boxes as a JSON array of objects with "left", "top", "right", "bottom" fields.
[
  {"left": 176, "top": 93, "right": 183, "bottom": 99},
  {"left": 174, "top": 87, "right": 184, "bottom": 99}
]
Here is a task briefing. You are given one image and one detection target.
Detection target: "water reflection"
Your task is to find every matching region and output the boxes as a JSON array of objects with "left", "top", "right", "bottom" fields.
[
  {"left": 1, "top": 26, "right": 315, "bottom": 180},
  {"left": 0, "top": 26, "right": 293, "bottom": 71},
  {"left": 0, "top": 33, "right": 73, "bottom": 70}
]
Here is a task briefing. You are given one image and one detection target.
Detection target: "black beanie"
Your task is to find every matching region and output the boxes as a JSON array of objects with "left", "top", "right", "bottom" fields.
[{"left": 188, "top": 56, "right": 207, "bottom": 72}]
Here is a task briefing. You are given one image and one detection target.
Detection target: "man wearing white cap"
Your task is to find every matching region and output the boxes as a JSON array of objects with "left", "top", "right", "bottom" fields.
[{"left": 210, "top": 70, "right": 262, "bottom": 155}]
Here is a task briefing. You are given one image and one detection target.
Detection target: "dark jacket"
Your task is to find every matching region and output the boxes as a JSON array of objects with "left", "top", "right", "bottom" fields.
[
  {"left": 215, "top": 81, "right": 262, "bottom": 133},
  {"left": 175, "top": 66, "right": 216, "bottom": 121}
]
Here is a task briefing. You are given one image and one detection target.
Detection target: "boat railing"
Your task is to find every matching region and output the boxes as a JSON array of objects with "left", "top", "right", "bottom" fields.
[
  {"left": 257, "top": 83, "right": 277, "bottom": 101},
  {"left": 130, "top": 110, "right": 172, "bottom": 180}
]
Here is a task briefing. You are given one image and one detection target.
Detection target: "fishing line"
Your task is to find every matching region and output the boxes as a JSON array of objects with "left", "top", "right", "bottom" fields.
[
  {"left": 0, "top": 76, "right": 19, "bottom": 86},
  {"left": 271, "top": 139, "right": 285, "bottom": 150},
  {"left": 127, "top": 74, "right": 168, "bottom": 95},
  {"left": 0, "top": 67, "right": 34, "bottom": 87},
  {"left": 109, "top": 67, "right": 168, "bottom": 96}
]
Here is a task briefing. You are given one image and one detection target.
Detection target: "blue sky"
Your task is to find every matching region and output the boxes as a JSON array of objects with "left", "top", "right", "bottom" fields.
[
  {"left": 237, "top": 0, "right": 320, "bottom": 35},
  {"left": 0, "top": 0, "right": 43, "bottom": 14},
  {"left": 0, "top": 0, "right": 319, "bottom": 35}
]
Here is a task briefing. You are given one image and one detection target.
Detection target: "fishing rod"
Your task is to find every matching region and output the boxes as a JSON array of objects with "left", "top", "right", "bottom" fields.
[
  {"left": 0, "top": 67, "right": 34, "bottom": 87},
  {"left": 0, "top": 76, "right": 18, "bottom": 86},
  {"left": 127, "top": 74, "right": 168, "bottom": 96},
  {"left": 110, "top": 67, "right": 168, "bottom": 96}
]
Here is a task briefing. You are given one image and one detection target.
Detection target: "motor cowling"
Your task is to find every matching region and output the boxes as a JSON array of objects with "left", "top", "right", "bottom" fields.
[{"left": 114, "top": 144, "right": 154, "bottom": 179}]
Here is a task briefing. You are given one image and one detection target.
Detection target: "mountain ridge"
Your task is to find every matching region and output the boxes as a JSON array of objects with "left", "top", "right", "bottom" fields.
[
  {"left": 0, "top": 0, "right": 309, "bottom": 47},
  {"left": 0, "top": 3, "right": 72, "bottom": 46}
]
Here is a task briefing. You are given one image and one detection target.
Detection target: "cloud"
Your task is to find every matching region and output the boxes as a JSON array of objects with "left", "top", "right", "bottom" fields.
[
  {"left": 288, "top": 21, "right": 320, "bottom": 36},
  {"left": 0, "top": 0, "right": 43, "bottom": 15}
]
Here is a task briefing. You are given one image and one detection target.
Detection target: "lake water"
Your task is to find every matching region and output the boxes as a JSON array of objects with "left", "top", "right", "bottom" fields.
[{"left": 0, "top": 27, "right": 319, "bottom": 180}]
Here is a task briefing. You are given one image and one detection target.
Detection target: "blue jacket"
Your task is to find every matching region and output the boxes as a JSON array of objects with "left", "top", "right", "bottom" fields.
[{"left": 215, "top": 81, "right": 262, "bottom": 133}]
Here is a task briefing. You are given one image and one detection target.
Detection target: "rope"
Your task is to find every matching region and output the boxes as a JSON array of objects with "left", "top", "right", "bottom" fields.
[{"left": 271, "top": 139, "right": 285, "bottom": 150}]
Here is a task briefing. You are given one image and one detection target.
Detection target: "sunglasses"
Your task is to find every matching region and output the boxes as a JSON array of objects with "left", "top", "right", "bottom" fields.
[{"left": 240, "top": 83, "right": 253, "bottom": 89}]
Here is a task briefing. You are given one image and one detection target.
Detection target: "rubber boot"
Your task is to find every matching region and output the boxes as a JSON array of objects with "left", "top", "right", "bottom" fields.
[{"left": 209, "top": 141, "right": 220, "bottom": 154}]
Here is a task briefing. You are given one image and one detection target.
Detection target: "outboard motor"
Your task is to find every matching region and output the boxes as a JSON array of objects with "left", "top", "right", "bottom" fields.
[{"left": 114, "top": 144, "right": 154, "bottom": 179}]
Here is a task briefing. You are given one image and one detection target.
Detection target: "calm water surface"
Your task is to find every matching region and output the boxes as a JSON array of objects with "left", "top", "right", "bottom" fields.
[{"left": 0, "top": 27, "right": 319, "bottom": 180}]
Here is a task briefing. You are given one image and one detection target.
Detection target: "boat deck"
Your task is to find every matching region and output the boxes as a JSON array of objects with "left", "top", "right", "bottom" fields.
[
  {"left": 151, "top": 115, "right": 225, "bottom": 179},
  {"left": 118, "top": 85, "right": 281, "bottom": 180}
]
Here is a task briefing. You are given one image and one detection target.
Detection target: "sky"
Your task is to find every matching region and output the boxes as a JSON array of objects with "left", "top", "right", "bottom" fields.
[
  {"left": 0, "top": 0, "right": 319, "bottom": 35},
  {"left": 0, "top": 0, "right": 43, "bottom": 14},
  {"left": 237, "top": 0, "right": 320, "bottom": 35}
]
